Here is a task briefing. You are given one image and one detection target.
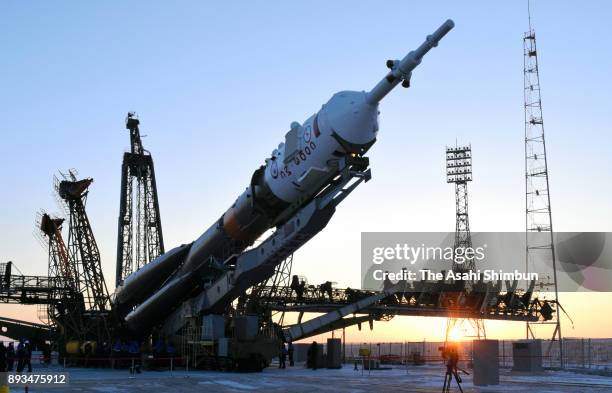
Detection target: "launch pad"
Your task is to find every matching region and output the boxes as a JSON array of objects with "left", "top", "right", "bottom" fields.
[
  {"left": 0, "top": 18, "right": 562, "bottom": 376},
  {"left": 6, "top": 363, "right": 612, "bottom": 393}
]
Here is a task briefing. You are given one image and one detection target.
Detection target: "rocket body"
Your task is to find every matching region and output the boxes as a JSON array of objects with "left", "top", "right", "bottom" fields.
[
  {"left": 120, "top": 90, "right": 378, "bottom": 331},
  {"left": 264, "top": 90, "right": 379, "bottom": 203},
  {"left": 115, "top": 20, "right": 455, "bottom": 332}
]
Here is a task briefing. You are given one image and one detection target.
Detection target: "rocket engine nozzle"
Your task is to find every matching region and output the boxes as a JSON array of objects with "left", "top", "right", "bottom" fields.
[{"left": 366, "top": 19, "right": 455, "bottom": 105}]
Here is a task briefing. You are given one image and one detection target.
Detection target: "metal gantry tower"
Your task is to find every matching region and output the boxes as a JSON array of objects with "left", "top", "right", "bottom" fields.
[
  {"left": 37, "top": 212, "right": 83, "bottom": 341},
  {"left": 116, "top": 113, "right": 164, "bottom": 286},
  {"left": 523, "top": 7, "right": 563, "bottom": 366},
  {"left": 54, "top": 170, "right": 112, "bottom": 345},
  {"left": 243, "top": 254, "right": 294, "bottom": 326},
  {"left": 38, "top": 213, "right": 75, "bottom": 288},
  {"left": 56, "top": 171, "right": 111, "bottom": 314}
]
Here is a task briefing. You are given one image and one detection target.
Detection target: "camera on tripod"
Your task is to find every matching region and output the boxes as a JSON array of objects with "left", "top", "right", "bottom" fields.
[{"left": 439, "top": 343, "right": 468, "bottom": 393}]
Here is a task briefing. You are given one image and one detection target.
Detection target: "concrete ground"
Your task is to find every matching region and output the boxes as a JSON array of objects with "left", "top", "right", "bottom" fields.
[{"left": 10, "top": 363, "right": 612, "bottom": 392}]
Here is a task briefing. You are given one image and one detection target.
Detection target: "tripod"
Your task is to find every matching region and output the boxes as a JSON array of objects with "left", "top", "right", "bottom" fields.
[{"left": 442, "top": 364, "right": 464, "bottom": 393}]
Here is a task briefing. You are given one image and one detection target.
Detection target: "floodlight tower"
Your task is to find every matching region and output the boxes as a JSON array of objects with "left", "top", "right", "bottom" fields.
[
  {"left": 446, "top": 144, "right": 473, "bottom": 273},
  {"left": 445, "top": 144, "right": 485, "bottom": 341},
  {"left": 523, "top": 4, "right": 563, "bottom": 366},
  {"left": 116, "top": 113, "right": 165, "bottom": 286}
]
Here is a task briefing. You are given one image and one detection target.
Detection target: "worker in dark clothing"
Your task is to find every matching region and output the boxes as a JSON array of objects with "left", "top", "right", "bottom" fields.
[
  {"left": 166, "top": 343, "right": 176, "bottom": 356},
  {"left": 0, "top": 342, "right": 7, "bottom": 372},
  {"left": 16, "top": 339, "right": 25, "bottom": 372},
  {"left": 112, "top": 340, "right": 122, "bottom": 358},
  {"left": 287, "top": 342, "right": 294, "bottom": 367},
  {"left": 24, "top": 340, "right": 33, "bottom": 372},
  {"left": 128, "top": 340, "right": 141, "bottom": 374},
  {"left": 306, "top": 344, "right": 312, "bottom": 368},
  {"left": 7, "top": 342, "right": 15, "bottom": 371},
  {"left": 278, "top": 343, "right": 287, "bottom": 369},
  {"left": 42, "top": 343, "right": 51, "bottom": 366},
  {"left": 307, "top": 341, "right": 318, "bottom": 370}
]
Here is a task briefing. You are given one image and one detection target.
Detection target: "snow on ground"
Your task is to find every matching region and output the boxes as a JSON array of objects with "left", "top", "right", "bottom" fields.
[{"left": 13, "top": 362, "right": 612, "bottom": 392}]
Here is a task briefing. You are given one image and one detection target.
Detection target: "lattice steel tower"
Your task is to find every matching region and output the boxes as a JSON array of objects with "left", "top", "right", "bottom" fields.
[
  {"left": 56, "top": 171, "right": 111, "bottom": 314},
  {"left": 446, "top": 144, "right": 474, "bottom": 273},
  {"left": 37, "top": 212, "right": 83, "bottom": 341},
  {"left": 116, "top": 113, "right": 164, "bottom": 286},
  {"left": 241, "top": 254, "right": 294, "bottom": 327},
  {"left": 523, "top": 5, "right": 563, "bottom": 365},
  {"left": 445, "top": 145, "right": 485, "bottom": 340}
]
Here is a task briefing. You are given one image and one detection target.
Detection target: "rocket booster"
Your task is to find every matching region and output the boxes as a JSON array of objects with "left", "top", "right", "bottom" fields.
[{"left": 116, "top": 20, "right": 455, "bottom": 332}]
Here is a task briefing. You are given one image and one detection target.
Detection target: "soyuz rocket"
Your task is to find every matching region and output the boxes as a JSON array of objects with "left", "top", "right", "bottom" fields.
[{"left": 114, "top": 20, "right": 455, "bottom": 332}]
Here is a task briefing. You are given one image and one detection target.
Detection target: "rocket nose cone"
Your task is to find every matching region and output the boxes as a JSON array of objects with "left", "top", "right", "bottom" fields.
[{"left": 323, "top": 91, "right": 378, "bottom": 148}]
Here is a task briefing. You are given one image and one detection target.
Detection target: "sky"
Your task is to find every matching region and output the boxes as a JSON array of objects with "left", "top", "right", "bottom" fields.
[{"left": 0, "top": 1, "right": 611, "bottom": 342}]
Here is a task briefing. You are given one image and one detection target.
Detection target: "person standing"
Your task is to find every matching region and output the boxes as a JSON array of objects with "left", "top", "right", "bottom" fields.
[
  {"left": 0, "top": 342, "right": 7, "bottom": 393},
  {"left": 24, "top": 340, "right": 33, "bottom": 372},
  {"left": 16, "top": 339, "right": 25, "bottom": 372},
  {"left": 307, "top": 341, "right": 319, "bottom": 370},
  {"left": 287, "top": 342, "right": 294, "bottom": 367},
  {"left": 0, "top": 342, "right": 6, "bottom": 372},
  {"left": 42, "top": 343, "right": 51, "bottom": 366},
  {"left": 166, "top": 342, "right": 176, "bottom": 357},
  {"left": 278, "top": 343, "right": 287, "bottom": 369},
  {"left": 6, "top": 343, "right": 15, "bottom": 371},
  {"left": 128, "top": 340, "right": 141, "bottom": 374}
]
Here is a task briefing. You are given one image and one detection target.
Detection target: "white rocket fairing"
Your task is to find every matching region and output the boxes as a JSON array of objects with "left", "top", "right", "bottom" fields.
[{"left": 115, "top": 20, "right": 455, "bottom": 332}]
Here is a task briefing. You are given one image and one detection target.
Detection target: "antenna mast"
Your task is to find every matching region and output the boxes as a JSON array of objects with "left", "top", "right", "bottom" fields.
[{"left": 523, "top": 1, "right": 563, "bottom": 367}]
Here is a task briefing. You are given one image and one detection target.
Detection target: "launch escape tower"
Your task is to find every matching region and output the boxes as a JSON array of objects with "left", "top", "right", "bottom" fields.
[
  {"left": 116, "top": 113, "right": 164, "bottom": 286},
  {"left": 523, "top": 8, "right": 563, "bottom": 365},
  {"left": 445, "top": 145, "right": 485, "bottom": 340}
]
